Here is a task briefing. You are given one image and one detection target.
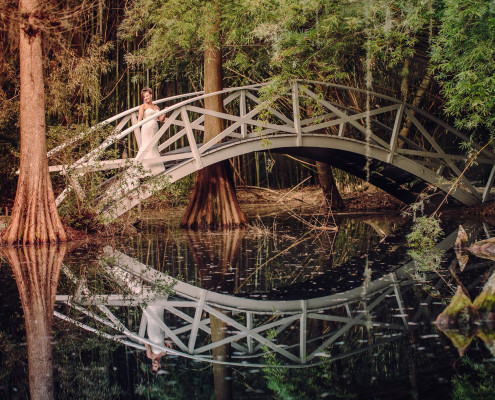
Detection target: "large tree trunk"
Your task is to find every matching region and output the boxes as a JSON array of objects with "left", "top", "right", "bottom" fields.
[
  {"left": 2, "top": 0, "right": 67, "bottom": 244},
  {"left": 2, "top": 244, "right": 67, "bottom": 400},
  {"left": 181, "top": 163, "right": 246, "bottom": 229},
  {"left": 316, "top": 161, "right": 345, "bottom": 210},
  {"left": 180, "top": 0, "right": 246, "bottom": 229}
]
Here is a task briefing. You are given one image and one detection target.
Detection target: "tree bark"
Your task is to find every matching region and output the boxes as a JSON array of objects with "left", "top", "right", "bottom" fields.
[
  {"left": 181, "top": 162, "right": 247, "bottom": 229},
  {"left": 2, "top": 244, "right": 67, "bottom": 400},
  {"left": 316, "top": 161, "right": 345, "bottom": 210},
  {"left": 180, "top": 0, "right": 246, "bottom": 229},
  {"left": 2, "top": 0, "right": 67, "bottom": 244}
]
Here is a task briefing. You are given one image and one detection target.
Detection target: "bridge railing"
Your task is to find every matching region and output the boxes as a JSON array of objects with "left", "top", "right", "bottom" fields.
[{"left": 47, "top": 80, "right": 495, "bottom": 209}]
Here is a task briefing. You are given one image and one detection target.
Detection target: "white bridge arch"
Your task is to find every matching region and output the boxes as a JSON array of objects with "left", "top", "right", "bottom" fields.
[{"left": 47, "top": 81, "right": 495, "bottom": 220}]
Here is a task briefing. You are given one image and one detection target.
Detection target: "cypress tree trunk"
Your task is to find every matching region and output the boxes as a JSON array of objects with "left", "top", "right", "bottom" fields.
[
  {"left": 2, "top": 0, "right": 67, "bottom": 244},
  {"left": 316, "top": 161, "right": 345, "bottom": 210},
  {"left": 2, "top": 244, "right": 66, "bottom": 400},
  {"left": 180, "top": 0, "right": 246, "bottom": 229}
]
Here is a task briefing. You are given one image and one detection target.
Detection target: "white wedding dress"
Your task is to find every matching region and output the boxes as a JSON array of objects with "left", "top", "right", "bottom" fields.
[
  {"left": 140, "top": 108, "right": 162, "bottom": 159},
  {"left": 100, "top": 108, "right": 165, "bottom": 210},
  {"left": 139, "top": 108, "right": 165, "bottom": 175}
]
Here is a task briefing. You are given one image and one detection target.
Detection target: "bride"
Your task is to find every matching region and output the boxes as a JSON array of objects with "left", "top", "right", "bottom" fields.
[{"left": 137, "top": 87, "right": 165, "bottom": 160}]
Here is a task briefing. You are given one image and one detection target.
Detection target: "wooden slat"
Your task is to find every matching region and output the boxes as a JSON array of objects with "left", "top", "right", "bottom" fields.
[
  {"left": 405, "top": 108, "right": 481, "bottom": 200},
  {"left": 292, "top": 82, "right": 302, "bottom": 146},
  {"left": 181, "top": 107, "right": 203, "bottom": 169},
  {"left": 301, "top": 87, "right": 397, "bottom": 150},
  {"left": 387, "top": 103, "right": 404, "bottom": 163}
]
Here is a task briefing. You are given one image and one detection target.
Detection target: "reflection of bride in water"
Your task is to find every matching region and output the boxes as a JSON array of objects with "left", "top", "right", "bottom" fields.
[
  {"left": 99, "top": 253, "right": 175, "bottom": 372},
  {"left": 144, "top": 304, "right": 173, "bottom": 372}
]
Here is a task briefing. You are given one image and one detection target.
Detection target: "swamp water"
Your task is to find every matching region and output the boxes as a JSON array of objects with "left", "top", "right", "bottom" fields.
[{"left": 1, "top": 213, "right": 494, "bottom": 399}]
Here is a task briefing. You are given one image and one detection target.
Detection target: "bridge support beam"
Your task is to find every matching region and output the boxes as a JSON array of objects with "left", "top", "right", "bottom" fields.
[{"left": 292, "top": 82, "right": 302, "bottom": 147}]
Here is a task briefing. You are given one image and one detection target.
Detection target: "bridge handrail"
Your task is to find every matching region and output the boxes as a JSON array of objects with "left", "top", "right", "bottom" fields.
[
  {"left": 46, "top": 90, "right": 204, "bottom": 159},
  {"left": 48, "top": 80, "right": 495, "bottom": 213},
  {"left": 303, "top": 80, "right": 494, "bottom": 160},
  {"left": 50, "top": 79, "right": 489, "bottom": 172},
  {"left": 47, "top": 82, "right": 275, "bottom": 173}
]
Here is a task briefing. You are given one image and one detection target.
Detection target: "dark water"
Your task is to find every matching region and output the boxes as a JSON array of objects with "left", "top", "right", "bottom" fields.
[{"left": 1, "top": 213, "right": 494, "bottom": 399}]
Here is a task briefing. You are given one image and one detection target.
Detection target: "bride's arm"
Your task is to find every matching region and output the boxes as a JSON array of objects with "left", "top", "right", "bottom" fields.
[
  {"left": 137, "top": 104, "right": 144, "bottom": 122},
  {"left": 156, "top": 106, "right": 165, "bottom": 123}
]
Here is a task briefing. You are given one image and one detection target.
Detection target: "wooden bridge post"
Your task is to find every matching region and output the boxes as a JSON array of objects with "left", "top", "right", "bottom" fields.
[
  {"left": 482, "top": 164, "right": 495, "bottom": 203},
  {"left": 388, "top": 103, "right": 405, "bottom": 163},
  {"left": 181, "top": 107, "right": 203, "bottom": 169},
  {"left": 292, "top": 82, "right": 302, "bottom": 147},
  {"left": 300, "top": 300, "right": 308, "bottom": 363},
  {"left": 240, "top": 90, "right": 247, "bottom": 138}
]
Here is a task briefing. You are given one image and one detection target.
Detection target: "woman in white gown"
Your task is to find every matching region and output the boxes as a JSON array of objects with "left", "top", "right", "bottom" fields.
[
  {"left": 144, "top": 304, "right": 173, "bottom": 372},
  {"left": 137, "top": 88, "right": 165, "bottom": 167}
]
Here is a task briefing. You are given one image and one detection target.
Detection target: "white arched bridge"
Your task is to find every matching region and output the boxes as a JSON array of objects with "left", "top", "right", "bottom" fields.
[{"left": 48, "top": 80, "right": 495, "bottom": 220}]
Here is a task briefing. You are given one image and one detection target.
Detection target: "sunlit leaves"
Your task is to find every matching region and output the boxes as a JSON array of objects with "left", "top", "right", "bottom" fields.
[{"left": 431, "top": 0, "right": 495, "bottom": 133}]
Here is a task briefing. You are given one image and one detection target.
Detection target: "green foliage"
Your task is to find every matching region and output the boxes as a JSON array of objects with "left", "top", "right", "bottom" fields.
[
  {"left": 263, "top": 355, "right": 357, "bottom": 400},
  {"left": 431, "top": 0, "right": 495, "bottom": 133},
  {"left": 118, "top": 0, "right": 218, "bottom": 83},
  {"left": 143, "top": 175, "right": 194, "bottom": 208},
  {"left": 46, "top": 35, "right": 114, "bottom": 124},
  {"left": 262, "top": 330, "right": 355, "bottom": 400},
  {"left": 452, "top": 357, "right": 495, "bottom": 400},
  {"left": 47, "top": 124, "right": 117, "bottom": 231},
  {"left": 407, "top": 216, "right": 443, "bottom": 250},
  {"left": 406, "top": 216, "right": 444, "bottom": 273}
]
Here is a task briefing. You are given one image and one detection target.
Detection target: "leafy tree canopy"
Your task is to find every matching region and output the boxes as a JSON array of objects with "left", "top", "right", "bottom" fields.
[{"left": 431, "top": 0, "right": 495, "bottom": 134}]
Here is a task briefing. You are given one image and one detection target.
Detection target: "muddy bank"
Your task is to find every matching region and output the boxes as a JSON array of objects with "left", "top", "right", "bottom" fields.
[
  {"left": 2, "top": 185, "right": 493, "bottom": 231},
  {"left": 0, "top": 186, "right": 408, "bottom": 230},
  {"left": 235, "top": 185, "right": 404, "bottom": 218},
  {"left": 442, "top": 200, "right": 495, "bottom": 225}
]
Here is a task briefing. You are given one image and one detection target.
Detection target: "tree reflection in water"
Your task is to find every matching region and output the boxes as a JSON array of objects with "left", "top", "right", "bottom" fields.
[
  {"left": 183, "top": 228, "right": 247, "bottom": 400},
  {"left": 2, "top": 244, "right": 67, "bottom": 400}
]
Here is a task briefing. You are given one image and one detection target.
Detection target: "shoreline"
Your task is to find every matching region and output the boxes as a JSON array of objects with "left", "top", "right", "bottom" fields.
[{"left": 1, "top": 185, "right": 494, "bottom": 234}]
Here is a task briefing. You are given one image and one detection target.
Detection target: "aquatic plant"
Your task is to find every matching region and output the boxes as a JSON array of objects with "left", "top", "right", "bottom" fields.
[
  {"left": 406, "top": 216, "right": 444, "bottom": 272},
  {"left": 451, "top": 357, "right": 495, "bottom": 400}
]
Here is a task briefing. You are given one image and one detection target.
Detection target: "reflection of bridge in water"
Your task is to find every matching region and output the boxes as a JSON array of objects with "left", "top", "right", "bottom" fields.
[
  {"left": 55, "top": 225, "right": 491, "bottom": 368},
  {"left": 48, "top": 81, "right": 495, "bottom": 220}
]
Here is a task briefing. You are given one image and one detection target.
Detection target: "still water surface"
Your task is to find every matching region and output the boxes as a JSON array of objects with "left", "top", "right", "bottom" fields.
[{"left": 1, "top": 213, "right": 494, "bottom": 399}]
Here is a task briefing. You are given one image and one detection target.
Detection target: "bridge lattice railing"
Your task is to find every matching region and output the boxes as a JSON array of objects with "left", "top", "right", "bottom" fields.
[{"left": 47, "top": 81, "right": 495, "bottom": 212}]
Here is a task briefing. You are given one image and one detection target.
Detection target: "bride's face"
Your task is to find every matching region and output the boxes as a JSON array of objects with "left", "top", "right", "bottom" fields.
[{"left": 143, "top": 92, "right": 152, "bottom": 104}]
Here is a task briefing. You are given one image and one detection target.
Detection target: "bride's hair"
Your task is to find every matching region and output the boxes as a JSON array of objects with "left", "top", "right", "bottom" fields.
[{"left": 141, "top": 87, "right": 153, "bottom": 100}]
